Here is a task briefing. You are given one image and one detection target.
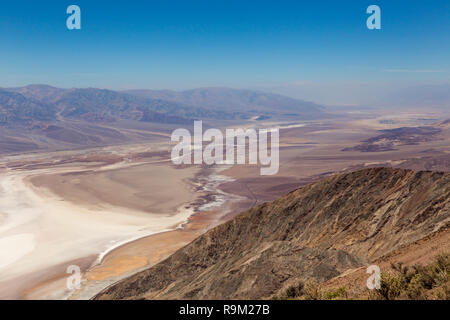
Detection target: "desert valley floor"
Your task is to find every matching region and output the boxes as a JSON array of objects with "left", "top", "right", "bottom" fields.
[{"left": 0, "top": 108, "right": 449, "bottom": 299}]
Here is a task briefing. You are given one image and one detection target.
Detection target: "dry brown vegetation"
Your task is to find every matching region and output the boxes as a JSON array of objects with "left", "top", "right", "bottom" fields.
[{"left": 276, "top": 253, "right": 450, "bottom": 300}]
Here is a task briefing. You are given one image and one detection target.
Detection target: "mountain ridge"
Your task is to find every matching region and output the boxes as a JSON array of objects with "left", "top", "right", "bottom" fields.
[
  {"left": 3, "top": 85, "right": 326, "bottom": 124},
  {"left": 0, "top": 85, "right": 327, "bottom": 153},
  {"left": 125, "top": 87, "right": 325, "bottom": 117},
  {"left": 95, "top": 167, "right": 450, "bottom": 300}
]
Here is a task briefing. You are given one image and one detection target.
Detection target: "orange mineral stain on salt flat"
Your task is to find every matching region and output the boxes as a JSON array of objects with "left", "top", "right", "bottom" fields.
[
  {"left": 82, "top": 210, "right": 221, "bottom": 285},
  {"left": 87, "top": 256, "right": 149, "bottom": 281}
]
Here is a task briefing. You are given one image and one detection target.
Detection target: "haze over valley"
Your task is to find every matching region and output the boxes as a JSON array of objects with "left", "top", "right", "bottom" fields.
[
  {"left": 0, "top": 83, "right": 449, "bottom": 299},
  {"left": 1, "top": 0, "right": 449, "bottom": 303}
]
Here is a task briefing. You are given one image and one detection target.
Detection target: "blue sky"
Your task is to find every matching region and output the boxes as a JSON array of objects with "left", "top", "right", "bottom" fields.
[{"left": 0, "top": 0, "right": 449, "bottom": 104}]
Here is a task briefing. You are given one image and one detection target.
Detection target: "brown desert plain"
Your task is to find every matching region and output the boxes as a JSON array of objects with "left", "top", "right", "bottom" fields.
[{"left": 0, "top": 107, "right": 449, "bottom": 299}]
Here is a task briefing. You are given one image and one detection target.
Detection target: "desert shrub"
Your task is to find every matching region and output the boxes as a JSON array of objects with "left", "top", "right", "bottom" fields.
[
  {"left": 405, "top": 274, "right": 425, "bottom": 300},
  {"left": 416, "top": 265, "right": 436, "bottom": 289},
  {"left": 375, "top": 272, "right": 405, "bottom": 300},
  {"left": 283, "top": 281, "right": 305, "bottom": 299},
  {"left": 323, "top": 287, "right": 347, "bottom": 300},
  {"left": 431, "top": 253, "right": 450, "bottom": 285},
  {"left": 277, "top": 253, "right": 449, "bottom": 300},
  {"left": 409, "top": 254, "right": 450, "bottom": 290},
  {"left": 391, "top": 262, "right": 416, "bottom": 284},
  {"left": 377, "top": 253, "right": 450, "bottom": 300},
  {"left": 303, "top": 280, "right": 322, "bottom": 300},
  {"left": 435, "top": 254, "right": 450, "bottom": 272},
  {"left": 434, "top": 282, "right": 450, "bottom": 300}
]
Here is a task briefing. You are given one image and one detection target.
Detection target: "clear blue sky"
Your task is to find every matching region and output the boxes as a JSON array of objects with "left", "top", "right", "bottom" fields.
[{"left": 0, "top": 0, "right": 449, "bottom": 104}]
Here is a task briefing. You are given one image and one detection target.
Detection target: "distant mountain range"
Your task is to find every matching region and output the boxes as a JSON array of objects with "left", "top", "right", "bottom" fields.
[
  {"left": 125, "top": 87, "right": 325, "bottom": 117},
  {"left": 0, "top": 85, "right": 327, "bottom": 154},
  {"left": 0, "top": 88, "right": 56, "bottom": 125},
  {"left": 2, "top": 85, "right": 325, "bottom": 126}
]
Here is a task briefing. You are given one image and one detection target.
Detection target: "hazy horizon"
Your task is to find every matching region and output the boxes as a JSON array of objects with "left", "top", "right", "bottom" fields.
[
  {"left": 1, "top": 0, "right": 449, "bottom": 106},
  {"left": 3, "top": 82, "right": 449, "bottom": 109},
  {"left": 1, "top": 0, "right": 449, "bottom": 303}
]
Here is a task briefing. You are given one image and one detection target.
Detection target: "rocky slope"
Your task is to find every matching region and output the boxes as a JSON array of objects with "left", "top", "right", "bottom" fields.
[
  {"left": 96, "top": 167, "right": 450, "bottom": 300},
  {"left": 0, "top": 89, "right": 56, "bottom": 125}
]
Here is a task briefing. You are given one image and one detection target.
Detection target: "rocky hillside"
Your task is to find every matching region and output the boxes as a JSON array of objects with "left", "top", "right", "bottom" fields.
[
  {"left": 0, "top": 89, "right": 56, "bottom": 125},
  {"left": 96, "top": 167, "right": 450, "bottom": 300}
]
